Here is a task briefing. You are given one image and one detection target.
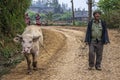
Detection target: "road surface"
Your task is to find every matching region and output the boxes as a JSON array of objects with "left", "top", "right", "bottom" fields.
[{"left": 1, "top": 26, "right": 120, "bottom": 80}]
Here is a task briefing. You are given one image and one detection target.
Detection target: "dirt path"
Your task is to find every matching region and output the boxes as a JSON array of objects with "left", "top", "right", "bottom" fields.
[{"left": 1, "top": 27, "right": 120, "bottom": 80}]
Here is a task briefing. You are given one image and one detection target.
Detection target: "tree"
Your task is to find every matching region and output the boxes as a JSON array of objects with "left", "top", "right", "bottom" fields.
[
  {"left": 60, "top": 12, "right": 72, "bottom": 21},
  {"left": 0, "top": 0, "right": 31, "bottom": 37},
  {"left": 45, "top": 12, "right": 53, "bottom": 24},
  {"left": 71, "top": 0, "right": 75, "bottom": 25},
  {"left": 88, "top": 0, "right": 93, "bottom": 21},
  {"left": 98, "top": 0, "right": 120, "bottom": 28},
  {"left": 53, "top": 0, "right": 61, "bottom": 13}
]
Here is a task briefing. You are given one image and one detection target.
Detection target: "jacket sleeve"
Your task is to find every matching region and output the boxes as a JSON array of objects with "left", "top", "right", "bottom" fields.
[
  {"left": 104, "top": 22, "right": 110, "bottom": 43},
  {"left": 84, "top": 21, "right": 91, "bottom": 43}
]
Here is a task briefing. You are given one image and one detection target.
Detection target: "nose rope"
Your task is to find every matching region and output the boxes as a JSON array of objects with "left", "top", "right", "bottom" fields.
[
  {"left": 39, "top": 42, "right": 50, "bottom": 56},
  {"left": 21, "top": 47, "right": 31, "bottom": 54}
]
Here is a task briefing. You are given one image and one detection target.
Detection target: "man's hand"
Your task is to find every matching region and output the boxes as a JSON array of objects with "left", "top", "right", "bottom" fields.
[
  {"left": 85, "top": 42, "right": 89, "bottom": 45},
  {"left": 105, "top": 41, "right": 110, "bottom": 45}
]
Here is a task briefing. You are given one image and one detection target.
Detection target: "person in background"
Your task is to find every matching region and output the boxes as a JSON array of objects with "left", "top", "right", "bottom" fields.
[
  {"left": 85, "top": 10, "right": 110, "bottom": 71},
  {"left": 25, "top": 13, "right": 30, "bottom": 25},
  {"left": 35, "top": 13, "right": 41, "bottom": 26}
]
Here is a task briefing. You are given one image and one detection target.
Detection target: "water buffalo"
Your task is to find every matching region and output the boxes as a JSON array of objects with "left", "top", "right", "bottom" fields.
[{"left": 14, "top": 25, "right": 43, "bottom": 74}]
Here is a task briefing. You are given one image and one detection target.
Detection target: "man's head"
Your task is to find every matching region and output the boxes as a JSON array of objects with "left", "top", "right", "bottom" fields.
[
  {"left": 36, "top": 13, "right": 39, "bottom": 16},
  {"left": 25, "top": 13, "right": 28, "bottom": 16},
  {"left": 93, "top": 10, "right": 102, "bottom": 20}
]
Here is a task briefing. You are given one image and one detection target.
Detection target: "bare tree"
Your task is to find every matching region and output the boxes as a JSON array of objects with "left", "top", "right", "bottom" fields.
[
  {"left": 71, "top": 0, "right": 75, "bottom": 25},
  {"left": 88, "top": 0, "right": 92, "bottom": 21}
]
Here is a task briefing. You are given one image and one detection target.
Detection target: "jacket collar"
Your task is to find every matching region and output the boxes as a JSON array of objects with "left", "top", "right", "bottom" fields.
[{"left": 93, "top": 19, "right": 101, "bottom": 23}]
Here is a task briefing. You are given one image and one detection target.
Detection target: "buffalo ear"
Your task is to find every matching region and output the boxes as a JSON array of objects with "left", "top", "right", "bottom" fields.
[
  {"left": 13, "top": 34, "right": 22, "bottom": 43},
  {"left": 33, "top": 36, "right": 40, "bottom": 42}
]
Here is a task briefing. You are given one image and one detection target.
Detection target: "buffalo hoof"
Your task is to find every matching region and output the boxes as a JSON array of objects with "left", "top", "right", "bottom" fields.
[
  {"left": 33, "top": 67, "right": 38, "bottom": 71},
  {"left": 27, "top": 70, "right": 32, "bottom": 75}
]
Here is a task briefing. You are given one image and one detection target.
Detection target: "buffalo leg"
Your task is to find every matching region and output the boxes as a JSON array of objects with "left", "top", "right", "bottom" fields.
[
  {"left": 32, "top": 53, "right": 38, "bottom": 70},
  {"left": 24, "top": 54, "right": 32, "bottom": 74}
]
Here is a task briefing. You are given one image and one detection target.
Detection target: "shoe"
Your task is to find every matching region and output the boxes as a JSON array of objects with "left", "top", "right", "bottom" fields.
[
  {"left": 96, "top": 67, "right": 102, "bottom": 71},
  {"left": 88, "top": 67, "right": 94, "bottom": 70}
]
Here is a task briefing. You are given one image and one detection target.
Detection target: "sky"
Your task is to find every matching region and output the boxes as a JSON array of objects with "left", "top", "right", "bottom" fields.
[{"left": 58, "top": 0, "right": 99, "bottom": 10}]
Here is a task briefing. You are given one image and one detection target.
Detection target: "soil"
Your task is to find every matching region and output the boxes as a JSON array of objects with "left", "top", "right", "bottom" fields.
[{"left": 1, "top": 26, "right": 120, "bottom": 80}]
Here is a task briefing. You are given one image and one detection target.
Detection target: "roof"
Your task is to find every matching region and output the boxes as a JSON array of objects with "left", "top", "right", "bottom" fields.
[{"left": 74, "top": 10, "right": 88, "bottom": 18}]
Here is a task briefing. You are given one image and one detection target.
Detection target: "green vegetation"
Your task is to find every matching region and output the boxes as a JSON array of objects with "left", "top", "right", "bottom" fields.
[
  {"left": 0, "top": 0, "right": 31, "bottom": 77},
  {"left": 75, "top": 21, "right": 87, "bottom": 26},
  {"left": 27, "top": 11, "right": 86, "bottom": 26},
  {"left": 98, "top": 0, "right": 120, "bottom": 28}
]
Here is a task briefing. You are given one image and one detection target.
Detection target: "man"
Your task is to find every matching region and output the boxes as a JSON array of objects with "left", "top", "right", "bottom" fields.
[{"left": 85, "top": 10, "right": 110, "bottom": 71}]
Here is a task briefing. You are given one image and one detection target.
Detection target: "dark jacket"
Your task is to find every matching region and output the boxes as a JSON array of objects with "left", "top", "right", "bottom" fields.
[{"left": 85, "top": 19, "right": 110, "bottom": 44}]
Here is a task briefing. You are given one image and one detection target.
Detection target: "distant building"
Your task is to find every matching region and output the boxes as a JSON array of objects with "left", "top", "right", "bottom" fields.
[
  {"left": 30, "top": 0, "right": 88, "bottom": 22},
  {"left": 30, "top": 0, "right": 64, "bottom": 13},
  {"left": 30, "top": 0, "right": 54, "bottom": 13},
  {"left": 74, "top": 9, "right": 88, "bottom": 22},
  {"left": 29, "top": 6, "right": 54, "bottom": 13}
]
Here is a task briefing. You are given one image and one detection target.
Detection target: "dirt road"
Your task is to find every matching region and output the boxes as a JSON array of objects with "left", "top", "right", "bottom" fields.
[{"left": 1, "top": 26, "right": 120, "bottom": 80}]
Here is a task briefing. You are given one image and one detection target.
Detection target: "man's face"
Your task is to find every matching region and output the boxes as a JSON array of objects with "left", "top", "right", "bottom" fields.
[{"left": 94, "top": 13, "right": 101, "bottom": 20}]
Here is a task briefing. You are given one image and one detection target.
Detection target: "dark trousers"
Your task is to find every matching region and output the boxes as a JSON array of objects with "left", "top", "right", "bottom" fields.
[{"left": 89, "top": 41, "right": 103, "bottom": 68}]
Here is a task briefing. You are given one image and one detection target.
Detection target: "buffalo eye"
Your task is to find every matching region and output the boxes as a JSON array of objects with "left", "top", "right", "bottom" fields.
[
  {"left": 29, "top": 41, "right": 32, "bottom": 43},
  {"left": 22, "top": 40, "right": 25, "bottom": 43},
  {"left": 28, "top": 47, "right": 31, "bottom": 49}
]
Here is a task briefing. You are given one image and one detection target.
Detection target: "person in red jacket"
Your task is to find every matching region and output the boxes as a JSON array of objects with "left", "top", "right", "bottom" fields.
[
  {"left": 35, "top": 13, "right": 41, "bottom": 26},
  {"left": 25, "top": 13, "right": 30, "bottom": 25}
]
